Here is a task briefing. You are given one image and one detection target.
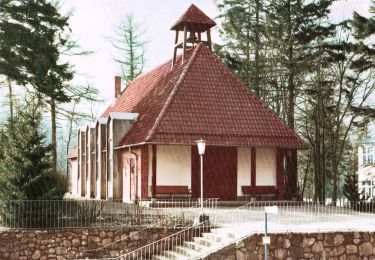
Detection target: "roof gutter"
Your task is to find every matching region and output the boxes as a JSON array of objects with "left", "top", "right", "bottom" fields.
[
  {"left": 114, "top": 142, "right": 147, "bottom": 150},
  {"left": 114, "top": 141, "right": 309, "bottom": 150}
]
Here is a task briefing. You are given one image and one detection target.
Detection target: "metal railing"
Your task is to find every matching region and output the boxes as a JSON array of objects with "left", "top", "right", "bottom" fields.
[
  {"left": 105, "top": 201, "right": 255, "bottom": 260},
  {"left": 142, "top": 198, "right": 219, "bottom": 209},
  {"left": 0, "top": 198, "right": 218, "bottom": 229},
  {"left": 83, "top": 198, "right": 218, "bottom": 257},
  {"left": 103, "top": 200, "right": 375, "bottom": 260},
  {"left": 198, "top": 200, "right": 375, "bottom": 259}
]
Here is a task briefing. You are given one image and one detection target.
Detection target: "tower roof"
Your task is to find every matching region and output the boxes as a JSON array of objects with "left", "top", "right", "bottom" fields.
[
  {"left": 102, "top": 43, "right": 308, "bottom": 149},
  {"left": 170, "top": 4, "right": 216, "bottom": 32}
]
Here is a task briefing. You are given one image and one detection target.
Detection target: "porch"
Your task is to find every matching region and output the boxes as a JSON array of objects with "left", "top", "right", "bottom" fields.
[{"left": 131, "top": 144, "right": 288, "bottom": 201}]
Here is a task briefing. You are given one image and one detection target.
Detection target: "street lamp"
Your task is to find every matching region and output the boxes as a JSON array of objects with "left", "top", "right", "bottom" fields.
[
  {"left": 263, "top": 206, "right": 278, "bottom": 260},
  {"left": 196, "top": 139, "right": 206, "bottom": 215}
]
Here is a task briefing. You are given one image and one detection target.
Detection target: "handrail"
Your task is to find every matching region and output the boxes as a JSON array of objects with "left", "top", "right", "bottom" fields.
[
  {"left": 105, "top": 200, "right": 375, "bottom": 260},
  {"left": 83, "top": 198, "right": 218, "bottom": 255},
  {"left": 196, "top": 200, "right": 375, "bottom": 259},
  {"left": 105, "top": 200, "right": 255, "bottom": 260}
]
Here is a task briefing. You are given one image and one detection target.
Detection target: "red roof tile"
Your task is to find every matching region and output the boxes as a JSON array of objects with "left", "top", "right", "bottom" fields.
[
  {"left": 103, "top": 43, "right": 307, "bottom": 149},
  {"left": 170, "top": 4, "right": 216, "bottom": 32}
]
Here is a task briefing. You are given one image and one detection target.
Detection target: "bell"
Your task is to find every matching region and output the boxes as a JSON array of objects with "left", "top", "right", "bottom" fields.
[{"left": 186, "top": 31, "right": 197, "bottom": 43}]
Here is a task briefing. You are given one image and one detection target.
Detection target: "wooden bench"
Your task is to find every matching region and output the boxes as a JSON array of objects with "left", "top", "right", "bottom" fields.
[
  {"left": 242, "top": 186, "right": 277, "bottom": 195},
  {"left": 155, "top": 185, "right": 191, "bottom": 198}
]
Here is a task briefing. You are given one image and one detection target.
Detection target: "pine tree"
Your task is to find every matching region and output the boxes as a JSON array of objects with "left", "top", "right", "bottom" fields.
[
  {"left": 343, "top": 172, "right": 360, "bottom": 202},
  {"left": 0, "top": 99, "right": 66, "bottom": 201},
  {"left": 216, "top": 0, "right": 266, "bottom": 97},
  {"left": 352, "top": 0, "right": 375, "bottom": 40},
  {"left": 0, "top": 0, "right": 73, "bottom": 102}
]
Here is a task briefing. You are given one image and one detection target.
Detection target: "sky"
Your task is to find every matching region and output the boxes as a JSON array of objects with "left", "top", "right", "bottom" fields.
[{"left": 60, "top": 0, "right": 372, "bottom": 118}]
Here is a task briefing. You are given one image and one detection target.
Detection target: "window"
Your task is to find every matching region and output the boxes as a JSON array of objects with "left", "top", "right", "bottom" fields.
[{"left": 363, "top": 146, "right": 374, "bottom": 165}]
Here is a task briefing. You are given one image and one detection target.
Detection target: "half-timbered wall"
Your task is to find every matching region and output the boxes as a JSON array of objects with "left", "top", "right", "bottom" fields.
[
  {"left": 237, "top": 147, "right": 251, "bottom": 196},
  {"left": 156, "top": 145, "right": 191, "bottom": 188},
  {"left": 256, "top": 148, "right": 276, "bottom": 186}
]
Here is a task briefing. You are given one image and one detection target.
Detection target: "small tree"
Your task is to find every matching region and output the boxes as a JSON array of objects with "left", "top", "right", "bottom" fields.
[
  {"left": 343, "top": 172, "right": 360, "bottom": 202},
  {"left": 0, "top": 98, "right": 66, "bottom": 201},
  {"left": 111, "top": 14, "right": 148, "bottom": 83}
]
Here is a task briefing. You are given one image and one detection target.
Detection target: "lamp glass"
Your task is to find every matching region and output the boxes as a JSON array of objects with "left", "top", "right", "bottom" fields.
[{"left": 196, "top": 139, "right": 206, "bottom": 155}]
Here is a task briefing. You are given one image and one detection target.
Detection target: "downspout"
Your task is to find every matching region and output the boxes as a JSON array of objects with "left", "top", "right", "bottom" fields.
[{"left": 129, "top": 147, "right": 139, "bottom": 205}]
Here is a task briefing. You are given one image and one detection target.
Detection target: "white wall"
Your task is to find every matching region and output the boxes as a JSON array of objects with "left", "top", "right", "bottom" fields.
[
  {"left": 358, "top": 146, "right": 363, "bottom": 167},
  {"left": 237, "top": 147, "right": 251, "bottom": 196},
  {"left": 156, "top": 145, "right": 191, "bottom": 187},
  {"left": 70, "top": 159, "right": 78, "bottom": 195},
  {"left": 256, "top": 148, "right": 276, "bottom": 186}
]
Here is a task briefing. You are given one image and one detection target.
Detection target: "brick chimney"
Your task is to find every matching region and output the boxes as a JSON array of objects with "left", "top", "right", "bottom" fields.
[{"left": 115, "top": 76, "right": 121, "bottom": 98}]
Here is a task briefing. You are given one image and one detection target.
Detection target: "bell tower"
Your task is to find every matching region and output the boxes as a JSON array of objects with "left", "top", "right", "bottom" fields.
[{"left": 171, "top": 4, "right": 216, "bottom": 66}]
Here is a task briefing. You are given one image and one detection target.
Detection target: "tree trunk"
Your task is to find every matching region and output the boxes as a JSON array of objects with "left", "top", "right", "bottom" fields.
[
  {"left": 332, "top": 165, "right": 338, "bottom": 205},
  {"left": 285, "top": 48, "right": 298, "bottom": 199},
  {"left": 51, "top": 97, "right": 57, "bottom": 172},
  {"left": 254, "top": 0, "right": 261, "bottom": 96},
  {"left": 7, "top": 78, "right": 14, "bottom": 131}
]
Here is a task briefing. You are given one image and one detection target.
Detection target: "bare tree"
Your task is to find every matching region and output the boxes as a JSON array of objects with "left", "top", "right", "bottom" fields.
[{"left": 110, "top": 14, "right": 148, "bottom": 83}]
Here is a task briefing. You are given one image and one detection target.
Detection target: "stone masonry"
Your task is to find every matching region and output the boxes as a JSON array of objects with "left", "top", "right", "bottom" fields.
[
  {"left": 207, "top": 232, "right": 375, "bottom": 260},
  {"left": 0, "top": 227, "right": 176, "bottom": 259}
]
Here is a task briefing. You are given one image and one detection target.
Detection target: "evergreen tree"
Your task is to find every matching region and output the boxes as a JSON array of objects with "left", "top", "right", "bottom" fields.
[
  {"left": 216, "top": 0, "right": 334, "bottom": 199},
  {"left": 352, "top": 0, "right": 375, "bottom": 40},
  {"left": 343, "top": 172, "right": 360, "bottom": 202},
  {"left": 0, "top": 99, "right": 66, "bottom": 200},
  {"left": 216, "top": 0, "right": 266, "bottom": 97},
  {"left": 111, "top": 14, "right": 148, "bottom": 83},
  {"left": 0, "top": 0, "right": 73, "bottom": 102}
]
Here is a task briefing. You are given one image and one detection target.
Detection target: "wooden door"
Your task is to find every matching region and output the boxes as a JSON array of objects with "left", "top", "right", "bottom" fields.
[{"left": 192, "top": 146, "right": 237, "bottom": 200}]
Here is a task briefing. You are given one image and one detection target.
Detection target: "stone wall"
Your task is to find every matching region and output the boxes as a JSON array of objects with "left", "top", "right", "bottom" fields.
[
  {"left": 208, "top": 232, "right": 375, "bottom": 260},
  {"left": 0, "top": 227, "right": 176, "bottom": 259}
]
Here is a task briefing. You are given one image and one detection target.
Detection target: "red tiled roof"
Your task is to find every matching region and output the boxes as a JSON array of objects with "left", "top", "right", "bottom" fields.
[
  {"left": 103, "top": 43, "right": 307, "bottom": 149},
  {"left": 170, "top": 4, "right": 216, "bottom": 32}
]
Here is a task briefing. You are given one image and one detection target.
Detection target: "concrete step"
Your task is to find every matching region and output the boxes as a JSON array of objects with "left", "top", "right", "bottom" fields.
[
  {"left": 202, "top": 232, "right": 231, "bottom": 242},
  {"left": 193, "top": 237, "right": 220, "bottom": 247},
  {"left": 163, "top": 250, "right": 191, "bottom": 260},
  {"left": 174, "top": 245, "right": 201, "bottom": 257},
  {"left": 184, "top": 241, "right": 211, "bottom": 252},
  {"left": 211, "top": 228, "right": 237, "bottom": 239},
  {"left": 152, "top": 255, "right": 172, "bottom": 260}
]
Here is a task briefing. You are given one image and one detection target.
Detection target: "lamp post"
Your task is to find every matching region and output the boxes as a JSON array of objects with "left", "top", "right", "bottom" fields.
[
  {"left": 263, "top": 206, "right": 278, "bottom": 260},
  {"left": 196, "top": 139, "right": 206, "bottom": 215}
]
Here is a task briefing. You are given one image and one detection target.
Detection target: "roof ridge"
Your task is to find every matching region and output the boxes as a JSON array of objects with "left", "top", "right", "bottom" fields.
[{"left": 145, "top": 43, "right": 203, "bottom": 141}]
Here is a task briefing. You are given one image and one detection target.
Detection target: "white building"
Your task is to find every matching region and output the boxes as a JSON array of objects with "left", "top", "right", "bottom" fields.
[{"left": 358, "top": 138, "right": 375, "bottom": 199}]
